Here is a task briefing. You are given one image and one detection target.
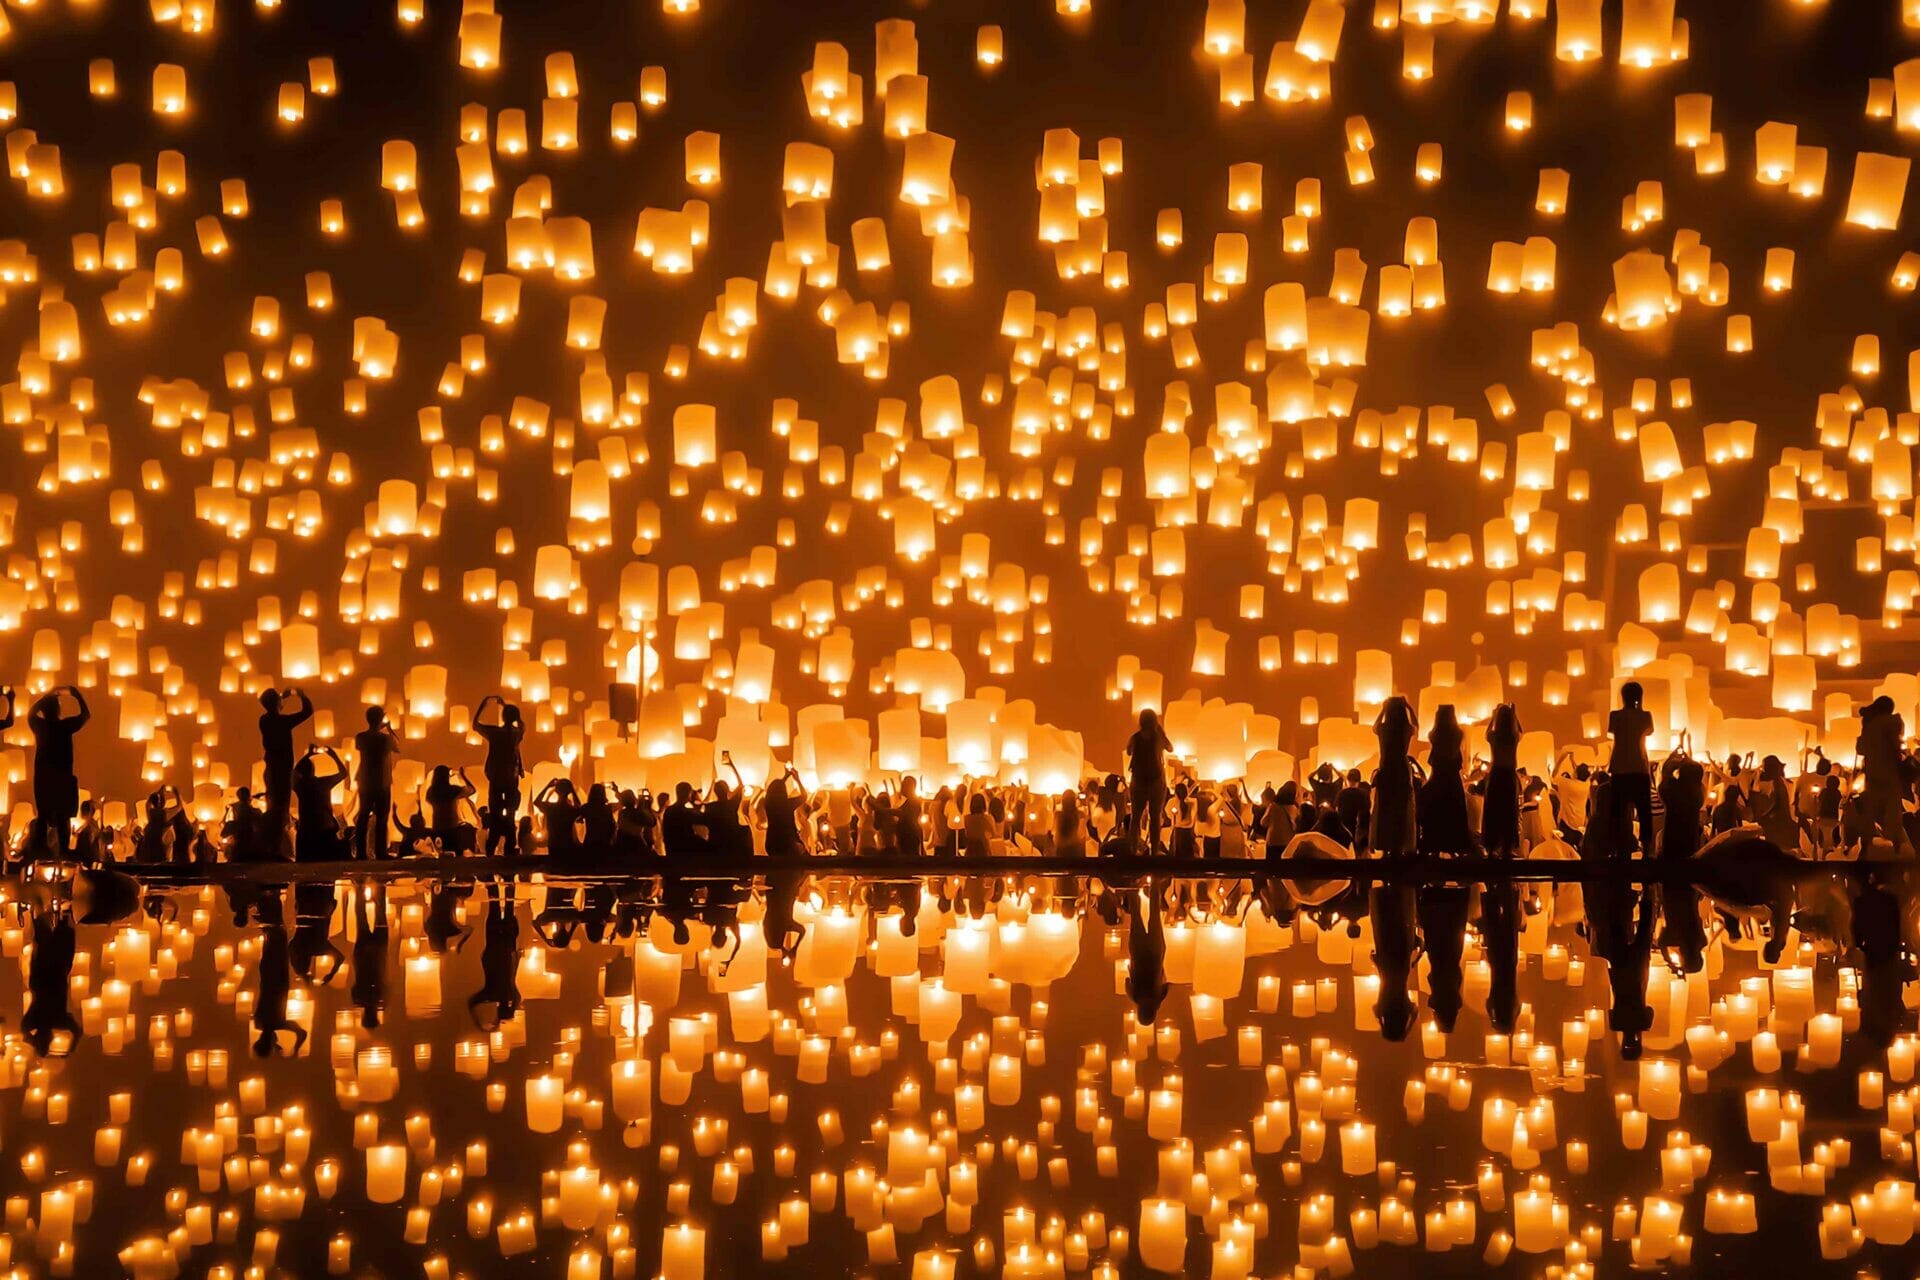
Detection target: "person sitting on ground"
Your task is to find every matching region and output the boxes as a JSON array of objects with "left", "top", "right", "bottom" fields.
[
  {"left": 424, "top": 765, "right": 478, "bottom": 854},
  {"left": 291, "top": 746, "right": 350, "bottom": 862}
]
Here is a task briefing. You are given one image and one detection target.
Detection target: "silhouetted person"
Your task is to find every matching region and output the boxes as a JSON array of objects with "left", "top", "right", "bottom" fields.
[
  {"left": 1608, "top": 682, "right": 1655, "bottom": 856},
  {"left": 1590, "top": 879, "right": 1655, "bottom": 1059},
  {"left": 763, "top": 869, "right": 807, "bottom": 960},
  {"left": 425, "top": 765, "right": 477, "bottom": 853},
  {"left": 1482, "top": 703, "right": 1523, "bottom": 857},
  {"left": 616, "top": 789, "right": 658, "bottom": 857},
  {"left": 1337, "top": 770, "right": 1371, "bottom": 852},
  {"left": 1694, "top": 829, "right": 1797, "bottom": 964},
  {"left": 580, "top": 784, "right": 617, "bottom": 854},
  {"left": 292, "top": 746, "right": 348, "bottom": 862},
  {"left": 1857, "top": 696, "right": 1911, "bottom": 855},
  {"left": 1657, "top": 749, "right": 1705, "bottom": 861},
  {"left": 226, "top": 788, "right": 269, "bottom": 861},
  {"left": 535, "top": 778, "right": 583, "bottom": 858},
  {"left": 29, "top": 686, "right": 90, "bottom": 860},
  {"left": 1125, "top": 881, "right": 1170, "bottom": 1025},
  {"left": 1371, "top": 696, "right": 1419, "bottom": 857},
  {"left": 707, "top": 778, "right": 751, "bottom": 857},
  {"left": 1752, "top": 754, "right": 1800, "bottom": 852},
  {"left": 1369, "top": 882, "right": 1417, "bottom": 1040},
  {"left": 1308, "top": 761, "right": 1341, "bottom": 811},
  {"left": 468, "top": 882, "right": 523, "bottom": 1029},
  {"left": 1417, "top": 880, "right": 1471, "bottom": 1033},
  {"left": 0, "top": 683, "right": 15, "bottom": 733},
  {"left": 662, "top": 782, "right": 707, "bottom": 856},
  {"left": 257, "top": 687, "right": 312, "bottom": 816},
  {"left": 424, "top": 881, "right": 473, "bottom": 955},
  {"left": 22, "top": 903, "right": 80, "bottom": 1056},
  {"left": 1657, "top": 883, "right": 1709, "bottom": 976},
  {"left": 351, "top": 887, "right": 390, "bottom": 1030},
  {"left": 290, "top": 882, "right": 345, "bottom": 984},
  {"left": 354, "top": 707, "right": 401, "bottom": 858},
  {"left": 1851, "top": 871, "right": 1913, "bottom": 1046},
  {"left": 476, "top": 697, "right": 526, "bottom": 855},
  {"left": 136, "top": 786, "right": 192, "bottom": 864},
  {"left": 1419, "top": 704, "right": 1474, "bottom": 856},
  {"left": 252, "top": 904, "right": 309, "bottom": 1057},
  {"left": 896, "top": 776, "right": 925, "bottom": 857},
  {"left": 763, "top": 768, "right": 804, "bottom": 859},
  {"left": 1479, "top": 881, "right": 1522, "bottom": 1034},
  {"left": 1126, "top": 710, "right": 1171, "bottom": 855}
]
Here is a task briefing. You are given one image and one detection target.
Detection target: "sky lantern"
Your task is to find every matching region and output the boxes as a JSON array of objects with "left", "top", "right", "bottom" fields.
[{"left": 1844, "top": 152, "right": 1910, "bottom": 230}]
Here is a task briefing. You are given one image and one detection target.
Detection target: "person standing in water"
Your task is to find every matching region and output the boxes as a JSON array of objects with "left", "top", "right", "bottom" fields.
[
  {"left": 475, "top": 696, "right": 527, "bottom": 855},
  {"left": 258, "top": 687, "right": 314, "bottom": 818},
  {"left": 29, "top": 686, "right": 90, "bottom": 861},
  {"left": 1857, "top": 696, "right": 1912, "bottom": 856},
  {"left": 354, "top": 706, "right": 402, "bottom": 859},
  {"left": 1608, "top": 682, "right": 1656, "bottom": 856},
  {"left": 1126, "top": 709, "right": 1172, "bottom": 856}
]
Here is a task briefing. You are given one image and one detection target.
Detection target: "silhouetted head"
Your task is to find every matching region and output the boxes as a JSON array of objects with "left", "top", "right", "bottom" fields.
[
  {"left": 713, "top": 781, "right": 731, "bottom": 801},
  {"left": 1138, "top": 709, "right": 1158, "bottom": 731},
  {"left": 1574, "top": 763, "right": 1591, "bottom": 782},
  {"left": 1620, "top": 681, "right": 1643, "bottom": 709},
  {"left": 365, "top": 706, "right": 386, "bottom": 728},
  {"left": 260, "top": 688, "right": 282, "bottom": 711},
  {"left": 502, "top": 705, "right": 522, "bottom": 726},
  {"left": 674, "top": 781, "right": 694, "bottom": 802},
  {"left": 431, "top": 765, "right": 452, "bottom": 786}
]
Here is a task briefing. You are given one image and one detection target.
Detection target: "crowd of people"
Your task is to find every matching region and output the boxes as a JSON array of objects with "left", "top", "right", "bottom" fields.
[
  {"left": 4, "top": 681, "right": 1917, "bottom": 1061},
  {"left": 4, "top": 679, "right": 1919, "bottom": 870}
]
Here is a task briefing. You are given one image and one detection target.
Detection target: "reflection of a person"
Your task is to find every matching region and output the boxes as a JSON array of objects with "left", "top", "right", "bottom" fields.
[
  {"left": 1478, "top": 881, "right": 1521, "bottom": 1035},
  {"left": 351, "top": 887, "right": 390, "bottom": 1030},
  {"left": 1125, "top": 880, "right": 1170, "bottom": 1025},
  {"left": 290, "top": 883, "right": 344, "bottom": 985},
  {"left": 1417, "top": 882, "right": 1470, "bottom": 1034},
  {"left": 468, "top": 882, "right": 523, "bottom": 1029},
  {"left": 22, "top": 903, "right": 80, "bottom": 1056},
  {"left": 425, "top": 881, "right": 473, "bottom": 954},
  {"left": 762, "top": 871, "right": 806, "bottom": 961},
  {"left": 1851, "top": 870, "right": 1914, "bottom": 1046},
  {"left": 1587, "top": 879, "right": 1655, "bottom": 1060},
  {"left": 253, "top": 899, "right": 309, "bottom": 1058},
  {"left": 1368, "top": 883, "right": 1417, "bottom": 1040},
  {"left": 1657, "top": 883, "right": 1709, "bottom": 976}
]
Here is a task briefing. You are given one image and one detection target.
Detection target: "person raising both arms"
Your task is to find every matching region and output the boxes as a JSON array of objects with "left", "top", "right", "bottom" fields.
[{"left": 29, "top": 686, "right": 91, "bottom": 862}]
